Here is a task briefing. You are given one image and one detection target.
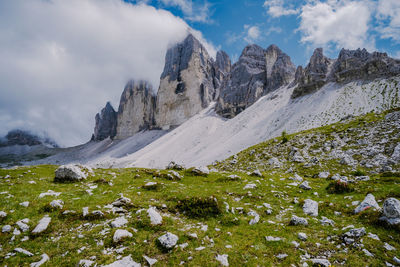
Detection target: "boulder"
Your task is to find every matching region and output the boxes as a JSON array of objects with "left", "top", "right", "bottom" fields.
[
  {"left": 290, "top": 215, "right": 308, "bottom": 226},
  {"left": 303, "top": 199, "right": 318, "bottom": 217},
  {"left": 158, "top": 232, "right": 178, "bottom": 249},
  {"left": 354, "top": 194, "right": 380, "bottom": 214},
  {"left": 32, "top": 215, "right": 51, "bottom": 234},
  {"left": 113, "top": 229, "right": 133, "bottom": 243},
  {"left": 111, "top": 217, "right": 128, "bottom": 228},
  {"left": 147, "top": 207, "right": 163, "bottom": 225},
  {"left": 380, "top": 198, "right": 400, "bottom": 225},
  {"left": 54, "top": 165, "right": 87, "bottom": 182},
  {"left": 103, "top": 255, "right": 141, "bottom": 267},
  {"left": 216, "top": 254, "right": 229, "bottom": 266}
]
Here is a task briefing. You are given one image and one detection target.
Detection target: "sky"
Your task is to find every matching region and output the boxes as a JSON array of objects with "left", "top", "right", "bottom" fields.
[{"left": 0, "top": 0, "right": 399, "bottom": 147}]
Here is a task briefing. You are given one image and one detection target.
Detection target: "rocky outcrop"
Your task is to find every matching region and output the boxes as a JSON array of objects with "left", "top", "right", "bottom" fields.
[
  {"left": 212, "top": 50, "right": 231, "bottom": 97},
  {"left": 155, "top": 34, "right": 216, "bottom": 130},
  {"left": 292, "top": 48, "right": 333, "bottom": 98},
  {"left": 91, "top": 102, "right": 117, "bottom": 141},
  {"left": 292, "top": 48, "right": 400, "bottom": 98},
  {"left": 115, "top": 80, "right": 156, "bottom": 139},
  {"left": 216, "top": 44, "right": 295, "bottom": 118}
]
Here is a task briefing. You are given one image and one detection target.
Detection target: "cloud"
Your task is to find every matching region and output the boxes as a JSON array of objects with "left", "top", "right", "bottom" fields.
[
  {"left": 376, "top": 0, "right": 400, "bottom": 42},
  {"left": 159, "top": 0, "right": 213, "bottom": 23},
  {"left": 263, "top": 0, "right": 299, "bottom": 18},
  {"left": 245, "top": 26, "right": 261, "bottom": 43},
  {"left": 0, "top": 0, "right": 216, "bottom": 147},
  {"left": 298, "top": 0, "right": 374, "bottom": 51}
]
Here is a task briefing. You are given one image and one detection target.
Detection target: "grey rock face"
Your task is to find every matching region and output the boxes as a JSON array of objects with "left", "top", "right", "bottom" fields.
[
  {"left": 216, "top": 44, "right": 295, "bottom": 118},
  {"left": 303, "top": 199, "right": 318, "bottom": 217},
  {"left": 213, "top": 50, "right": 231, "bottom": 97},
  {"left": 155, "top": 34, "right": 216, "bottom": 129},
  {"left": 292, "top": 48, "right": 333, "bottom": 98},
  {"left": 92, "top": 102, "right": 117, "bottom": 141},
  {"left": 292, "top": 47, "right": 400, "bottom": 98},
  {"left": 158, "top": 232, "right": 178, "bottom": 249},
  {"left": 115, "top": 80, "right": 156, "bottom": 139},
  {"left": 354, "top": 194, "right": 380, "bottom": 214}
]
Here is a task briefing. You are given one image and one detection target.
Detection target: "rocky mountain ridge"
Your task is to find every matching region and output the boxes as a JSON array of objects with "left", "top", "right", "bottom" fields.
[
  {"left": 0, "top": 129, "right": 58, "bottom": 148},
  {"left": 92, "top": 34, "right": 400, "bottom": 141}
]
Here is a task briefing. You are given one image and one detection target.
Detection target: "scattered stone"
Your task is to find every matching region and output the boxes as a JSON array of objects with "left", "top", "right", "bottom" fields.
[
  {"left": 248, "top": 210, "right": 260, "bottom": 225},
  {"left": 2, "top": 225, "right": 11, "bottom": 233},
  {"left": 195, "top": 246, "right": 206, "bottom": 251},
  {"left": 143, "top": 255, "right": 157, "bottom": 266},
  {"left": 265, "top": 236, "right": 282, "bottom": 242},
  {"left": 216, "top": 254, "right": 229, "bottom": 266},
  {"left": 158, "top": 232, "right": 178, "bottom": 249},
  {"left": 49, "top": 200, "right": 64, "bottom": 209},
  {"left": 290, "top": 173, "right": 303, "bottom": 182},
  {"left": 290, "top": 215, "right": 308, "bottom": 226},
  {"left": 298, "top": 232, "right": 307, "bottom": 241},
  {"left": 38, "top": 190, "right": 61, "bottom": 198},
  {"left": 243, "top": 183, "right": 257, "bottom": 189},
  {"left": 355, "top": 176, "right": 370, "bottom": 181},
  {"left": 103, "top": 255, "right": 140, "bottom": 267},
  {"left": 251, "top": 169, "right": 263, "bottom": 177},
  {"left": 167, "top": 161, "right": 184, "bottom": 170},
  {"left": 268, "top": 157, "right": 282, "bottom": 168},
  {"left": 367, "top": 233, "right": 380, "bottom": 240},
  {"left": 78, "top": 259, "right": 94, "bottom": 267},
  {"left": 299, "top": 181, "right": 311, "bottom": 190},
  {"left": 16, "top": 219, "right": 30, "bottom": 232},
  {"left": 192, "top": 166, "right": 209, "bottom": 176},
  {"left": 168, "top": 170, "right": 182, "bottom": 180},
  {"left": 318, "top": 172, "right": 330, "bottom": 179},
  {"left": 82, "top": 207, "right": 89, "bottom": 217},
  {"left": 303, "top": 199, "right": 318, "bottom": 217},
  {"left": 391, "top": 143, "right": 400, "bottom": 162},
  {"left": 320, "top": 217, "right": 334, "bottom": 226},
  {"left": 354, "top": 194, "right": 380, "bottom": 214},
  {"left": 54, "top": 164, "right": 87, "bottom": 182},
  {"left": 113, "top": 229, "right": 133, "bottom": 243},
  {"left": 276, "top": 253, "right": 288, "bottom": 259},
  {"left": 363, "top": 248, "right": 374, "bottom": 257},
  {"left": 14, "top": 248, "right": 33, "bottom": 256},
  {"left": 32, "top": 215, "right": 51, "bottom": 234},
  {"left": 30, "top": 253, "right": 49, "bottom": 267},
  {"left": 310, "top": 258, "right": 331, "bottom": 267},
  {"left": 380, "top": 198, "right": 400, "bottom": 225},
  {"left": 19, "top": 201, "right": 29, "bottom": 207},
  {"left": 0, "top": 211, "right": 7, "bottom": 218},
  {"left": 112, "top": 195, "right": 132, "bottom": 207},
  {"left": 394, "top": 257, "right": 400, "bottom": 264},
  {"left": 91, "top": 210, "right": 104, "bottom": 218},
  {"left": 111, "top": 217, "right": 128, "bottom": 228},
  {"left": 147, "top": 207, "right": 163, "bottom": 225},
  {"left": 384, "top": 242, "right": 396, "bottom": 251}
]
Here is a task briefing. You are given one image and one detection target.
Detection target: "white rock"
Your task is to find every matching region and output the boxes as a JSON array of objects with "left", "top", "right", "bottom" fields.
[
  {"left": 265, "top": 236, "right": 282, "bottom": 241},
  {"left": 243, "top": 183, "right": 257, "bottom": 190},
  {"left": 367, "top": 233, "right": 380, "bottom": 240},
  {"left": 290, "top": 215, "right": 308, "bottom": 226},
  {"left": 391, "top": 143, "right": 400, "bottom": 162},
  {"left": 50, "top": 200, "right": 64, "bottom": 209},
  {"left": 384, "top": 242, "right": 396, "bottom": 251},
  {"left": 192, "top": 166, "right": 209, "bottom": 175},
  {"left": 195, "top": 246, "right": 205, "bottom": 251},
  {"left": 394, "top": 257, "right": 400, "bottom": 264},
  {"left": 55, "top": 164, "right": 87, "bottom": 182},
  {"left": 320, "top": 216, "right": 334, "bottom": 226},
  {"left": 19, "top": 201, "right": 29, "bottom": 207},
  {"left": 381, "top": 198, "right": 400, "bottom": 225},
  {"left": 2, "top": 225, "right": 11, "bottom": 233},
  {"left": 111, "top": 217, "right": 128, "bottom": 228},
  {"left": 290, "top": 173, "right": 303, "bottom": 182},
  {"left": 14, "top": 228, "right": 21, "bottom": 235},
  {"left": 318, "top": 172, "right": 330, "bottom": 179},
  {"left": 16, "top": 219, "right": 30, "bottom": 232},
  {"left": 78, "top": 259, "right": 94, "bottom": 267},
  {"left": 147, "top": 207, "right": 162, "bottom": 225},
  {"left": 298, "top": 232, "right": 307, "bottom": 241},
  {"left": 251, "top": 169, "right": 263, "bottom": 177},
  {"left": 299, "top": 181, "right": 311, "bottom": 190},
  {"left": 0, "top": 211, "right": 7, "bottom": 218},
  {"left": 38, "top": 190, "right": 61, "bottom": 198},
  {"left": 103, "top": 255, "right": 141, "bottom": 267},
  {"left": 143, "top": 255, "right": 157, "bottom": 266},
  {"left": 113, "top": 229, "right": 133, "bottom": 243},
  {"left": 216, "top": 254, "right": 229, "bottom": 266},
  {"left": 82, "top": 207, "right": 89, "bottom": 217},
  {"left": 158, "top": 232, "right": 178, "bottom": 249},
  {"left": 311, "top": 259, "right": 331, "bottom": 267},
  {"left": 276, "top": 253, "right": 288, "bottom": 259},
  {"left": 30, "top": 253, "right": 50, "bottom": 267},
  {"left": 303, "top": 199, "right": 318, "bottom": 217},
  {"left": 248, "top": 210, "right": 260, "bottom": 225},
  {"left": 32, "top": 215, "right": 51, "bottom": 234},
  {"left": 363, "top": 248, "right": 374, "bottom": 257},
  {"left": 144, "top": 182, "right": 157, "bottom": 187},
  {"left": 354, "top": 194, "right": 380, "bottom": 214},
  {"left": 14, "top": 247, "right": 33, "bottom": 256}
]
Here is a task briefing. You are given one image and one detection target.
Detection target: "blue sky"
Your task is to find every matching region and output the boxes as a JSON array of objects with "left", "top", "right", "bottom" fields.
[{"left": 129, "top": 0, "right": 400, "bottom": 66}]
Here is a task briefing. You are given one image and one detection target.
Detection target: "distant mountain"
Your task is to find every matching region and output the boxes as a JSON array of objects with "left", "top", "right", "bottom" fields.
[{"left": 0, "top": 129, "right": 58, "bottom": 148}]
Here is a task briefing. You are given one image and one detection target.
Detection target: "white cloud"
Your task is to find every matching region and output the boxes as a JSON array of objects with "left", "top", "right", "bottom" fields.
[
  {"left": 263, "top": 0, "right": 299, "bottom": 18},
  {"left": 245, "top": 26, "right": 261, "bottom": 43},
  {"left": 298, "top": 0, "right": 374, "bottom": 51},
  {"left": 0, "top": 0, "right": 216, "bottom": 147},
  {"left": 159, "top": 0, "right": 212, "bottom": 23},
  {"left": 376, "top": 0, "right": 400, "bottom": 42}
]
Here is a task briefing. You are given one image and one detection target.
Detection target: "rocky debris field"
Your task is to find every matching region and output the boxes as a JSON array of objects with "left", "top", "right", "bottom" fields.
[{"left": 0, "top": 110, "right": 399, "bottom": 266}]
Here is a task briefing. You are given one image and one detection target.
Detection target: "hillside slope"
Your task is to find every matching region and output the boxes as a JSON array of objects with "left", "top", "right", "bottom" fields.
[{"left": 94, "top": 76, "right": 400, "bottom": 169}]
